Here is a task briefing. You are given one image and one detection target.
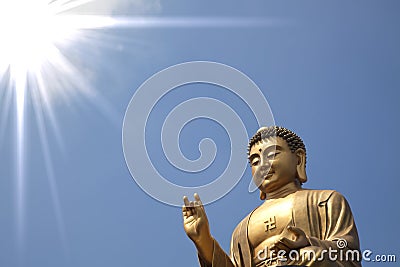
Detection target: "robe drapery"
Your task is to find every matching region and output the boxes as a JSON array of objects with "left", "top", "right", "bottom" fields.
[{"left": 199, "top": 189, "right": 361, "bottom": 267}]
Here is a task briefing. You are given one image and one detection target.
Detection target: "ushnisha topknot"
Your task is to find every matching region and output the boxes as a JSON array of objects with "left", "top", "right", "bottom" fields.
[{"left": 247, "top": 126, "right": 307, "bottom": 165}]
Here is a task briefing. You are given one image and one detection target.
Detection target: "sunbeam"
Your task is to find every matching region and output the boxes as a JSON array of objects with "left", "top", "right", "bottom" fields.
[
  {"left": 0, "top": 0, "right": 279, "bottom": 257},
  {"left": 0, "top": 0, "right": 116, "bottom": 254}
]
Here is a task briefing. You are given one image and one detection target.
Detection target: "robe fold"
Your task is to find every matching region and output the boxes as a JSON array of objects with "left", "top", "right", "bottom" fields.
[{"left": 198, "top": 189, "right": 361, "bottom": 267}]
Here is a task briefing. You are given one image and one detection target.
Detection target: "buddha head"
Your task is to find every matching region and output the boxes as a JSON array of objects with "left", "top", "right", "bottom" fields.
[{"left": 248, "top": 126, "right": 307, "bottom": 200}]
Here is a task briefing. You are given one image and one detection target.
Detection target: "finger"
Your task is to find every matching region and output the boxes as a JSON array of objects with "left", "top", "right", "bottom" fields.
[
  {"left": 182, "top": 205, "right": 192, "bottom": 215},
  {"left": 278, "top": 237, "right": 298, "bottom": 249},
  {"left": 183, "top": 196, "right": 190, "bottom": 206},
  {"left": 183, "top": 213, "right": 195, "bottom": 222},
  {"left": 270, "top": 244, "right": 285, "bottom": 256},
  {"left": 287, "top": 226, "right": 304, "bottom": 238},
  {"left": 193, "top": 193, "right": 207, "bottom": 214},
  {"left": 272, "top": 243, "right": 290, "bottom": 254},
  {"left": 188, "top": 201, "right": 198, "bottom": 218},
  {"left": 194, "top": 193, "right": 202, "bottom": 205},
  {"left": 270, "top": 245, "right": 278, "bottom": 255},
  {"left": 182, "top": 210, "right": 189, "bottom": 218},
  {"left": 273, "top": 239, "right": 291, "bottom": 252},
  {"left": 182, "top": 207, "right": 195, "bottom": 219}
]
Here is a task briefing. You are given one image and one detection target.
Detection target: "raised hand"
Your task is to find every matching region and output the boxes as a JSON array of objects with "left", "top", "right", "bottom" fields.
[
  {"left": 182, "top": 193, "right": 214, "bottom": 263},
  {"left": 182, "top": 193, "right": 211, "bottom": 243}
]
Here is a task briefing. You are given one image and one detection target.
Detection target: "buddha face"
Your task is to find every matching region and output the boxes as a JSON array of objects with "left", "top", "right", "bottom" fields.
[{"left": 249, "top": 137, "right": 300, "bottom": 194}]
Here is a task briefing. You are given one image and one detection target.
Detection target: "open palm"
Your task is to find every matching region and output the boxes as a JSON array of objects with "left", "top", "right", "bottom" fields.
[{"left": 182, "top": 193, "right": 211, "bottom": 243}]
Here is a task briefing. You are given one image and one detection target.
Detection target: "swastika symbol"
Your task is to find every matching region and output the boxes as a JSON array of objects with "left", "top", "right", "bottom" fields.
[{"left": 264, "top": 216, "right": 276, "bottom": 232}]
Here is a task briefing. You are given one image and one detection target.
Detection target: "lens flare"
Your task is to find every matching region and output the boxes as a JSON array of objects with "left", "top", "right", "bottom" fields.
[
  {"left": 0, "top": 0, "right": 116, "bottom": 253},
  {"left": 0, "top": 0, "right": 280, "bottom": 255}
]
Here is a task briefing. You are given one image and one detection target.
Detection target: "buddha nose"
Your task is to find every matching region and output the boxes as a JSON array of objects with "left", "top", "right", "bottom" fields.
[
  {"left": 257, "top": 164, "right": 271, "bottom": 177},
  {"left": 259, "top": 159, "right": 271, "bottom": 169}
]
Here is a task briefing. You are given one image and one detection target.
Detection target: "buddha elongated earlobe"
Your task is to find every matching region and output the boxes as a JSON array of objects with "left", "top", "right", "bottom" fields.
[
  {"left": 296, "top": 148, "right": 307, "bottom": 183},
  {"left": 260, "top": 191, "right": 266, "bottom": 200}
]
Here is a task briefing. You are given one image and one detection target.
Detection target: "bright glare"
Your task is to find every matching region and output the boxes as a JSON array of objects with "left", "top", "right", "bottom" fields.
[
  {"left": 0, "top": 0, "right": 115, "bottom": 75},
  {"left": 1, "top": 1, "right": 70, "bottom": 72},
  {"left": 0, "top": 0, "right": 274, "bottom": 251},
  {"left": 0, "top": 0, "right": 116, "bottom": 251}
]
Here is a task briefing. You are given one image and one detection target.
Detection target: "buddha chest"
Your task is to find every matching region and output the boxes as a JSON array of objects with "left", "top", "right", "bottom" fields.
[{"left": 248, "top": 194, "right": 295, "bottom": 256}]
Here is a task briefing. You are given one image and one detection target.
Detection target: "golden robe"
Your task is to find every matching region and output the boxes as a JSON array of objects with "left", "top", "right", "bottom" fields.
[{"left": 199, "top": 190, "right": 361, "bottom": 267}]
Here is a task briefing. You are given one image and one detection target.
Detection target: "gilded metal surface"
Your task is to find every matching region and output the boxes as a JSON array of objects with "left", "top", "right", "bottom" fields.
[{"left": 183, "top": 126, "right": 361, "bottom": 267}]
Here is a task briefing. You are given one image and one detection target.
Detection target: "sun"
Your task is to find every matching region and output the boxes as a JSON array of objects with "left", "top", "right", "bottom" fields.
[
  {"left": 0, "top": 0, "right": 117, "bottom": 117},
  {"left": 0, "top": 0, "right": 75, "bottom": 74},
  {"left": 0, "top": 0, "right": 117, "bottom": 248},
  {"left": 0, "top": 0, "right": 117, "bottom": 78}
]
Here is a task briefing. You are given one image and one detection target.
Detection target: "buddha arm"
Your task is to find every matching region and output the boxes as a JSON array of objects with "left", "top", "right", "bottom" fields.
[
  {"left": 309, "top": 191, "right": 360, "bottom": 251},
  {"left": 300, "top": 191, "right": 362, "bottom": 267},
  {"left": 198, "top": 239, "right": 236, "bottom": 267}
]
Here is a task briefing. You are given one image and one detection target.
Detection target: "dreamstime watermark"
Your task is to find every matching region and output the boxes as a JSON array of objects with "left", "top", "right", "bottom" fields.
[
  {"left": 122, "top": 61, "right": 275, "bottom": 206},
  {"left": 256, "top": 239, "right": 396, "bottom": 265},
  {"left": 362, "top": 250, "right": 397, "bottom": 263}
]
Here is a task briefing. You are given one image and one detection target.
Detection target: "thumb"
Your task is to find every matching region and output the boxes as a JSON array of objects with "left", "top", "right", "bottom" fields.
[{"left": 287, "top": 226, "right": 305, "bottom": 237}]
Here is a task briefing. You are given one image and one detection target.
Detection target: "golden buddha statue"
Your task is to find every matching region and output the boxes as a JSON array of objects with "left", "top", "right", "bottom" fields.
[{"left": 183, "top": 126, "right": 361, "bottom": 267}]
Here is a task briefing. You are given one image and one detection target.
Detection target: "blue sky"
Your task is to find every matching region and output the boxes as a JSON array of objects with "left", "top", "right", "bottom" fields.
[{"left": 0, "top": 0, "right": 399, "bottom": 266}]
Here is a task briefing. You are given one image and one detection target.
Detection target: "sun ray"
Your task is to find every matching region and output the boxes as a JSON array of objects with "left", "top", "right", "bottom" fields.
[
  {"left": 51, "top": 0, "right": 95, "bottom": 14},
  {"left": 0, "top": 0, "right": 117, "bottom": 253},
  {"left": 0, "top": 73, "right": 14, "bottom": 147},
  {"left": 14, "top": 73, "right": 26, "bottom": 250},
  {"left": 0, "top": 0, "right": 283, "bottom": 256},
  {"left": 31, "top": 83, "right": 69, "bottom": 255},
  {"left": 34, "top": 68, "right": 67, "bottom": 155},
  {"left": 89, "top": 16, "right": 286, "bottom": 28}
]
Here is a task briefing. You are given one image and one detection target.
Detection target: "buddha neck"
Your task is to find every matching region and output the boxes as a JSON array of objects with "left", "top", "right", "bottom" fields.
[{"left": 265, "top": 181, "right": 301, "bottom": 200}]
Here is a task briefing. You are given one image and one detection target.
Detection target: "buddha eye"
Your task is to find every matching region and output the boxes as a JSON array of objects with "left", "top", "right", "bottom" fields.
[
  {"left": 251, "top": 157, "right": 260, "bottom": 166},
  {"left": 267, "top": 151, "right": 279, "bottom": 159}
]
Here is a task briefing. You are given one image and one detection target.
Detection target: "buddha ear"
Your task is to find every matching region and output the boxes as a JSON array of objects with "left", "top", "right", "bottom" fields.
[
  {"left": 260, "top": 191, "right": 266, "bottom": 200},
  {"left": 295, "top": 148, "right": 307, "bottom": 183}
]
